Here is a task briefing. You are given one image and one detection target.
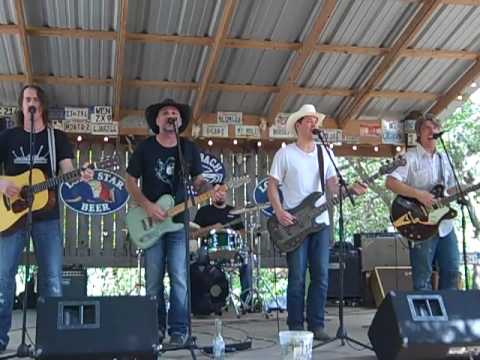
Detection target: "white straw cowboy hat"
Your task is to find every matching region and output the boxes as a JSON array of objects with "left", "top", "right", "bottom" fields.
[{"left": 286, "top": 104, "right": 326, "bottom": 136}]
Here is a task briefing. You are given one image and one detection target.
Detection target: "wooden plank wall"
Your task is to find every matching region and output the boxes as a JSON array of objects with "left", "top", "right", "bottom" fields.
[{"left": 19, "top": 142, "right": 285, "bottom": 268}]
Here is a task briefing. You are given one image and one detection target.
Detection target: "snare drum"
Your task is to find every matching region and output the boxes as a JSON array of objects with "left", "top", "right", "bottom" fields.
[{"left": 205, "top": 229, "right": 243, "bottom": 263}]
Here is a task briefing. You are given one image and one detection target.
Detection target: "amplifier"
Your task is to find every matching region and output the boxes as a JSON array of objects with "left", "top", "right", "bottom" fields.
[
  {"left": 328, "top": 249, "right": 362, "bottom": 300},
  {"left": 354, "top": 232, "right": 410, "bottom": 271},
  {"left": 62, "top": 268, "right": 87, "bottom": 297}
]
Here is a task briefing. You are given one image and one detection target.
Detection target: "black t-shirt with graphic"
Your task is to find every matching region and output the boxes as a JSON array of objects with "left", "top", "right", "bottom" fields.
[
  {"left": 0, "top": 127, "right": 74, "bottom": 221},
  {"left": 194, "top": 204, "right": 244, "bottom": 231},
  {"left": 126, "top": 136, "right": 203, "bottom": 223}
]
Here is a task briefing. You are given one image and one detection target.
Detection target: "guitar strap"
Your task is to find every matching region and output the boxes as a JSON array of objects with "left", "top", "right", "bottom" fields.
[
  {"left": 437, "top": 152, "right": 446, "bottom": 187},
  {"left": 316, "top": 144, "right": 325, "bottom": 193},
  {"left": 47, "top": 126, "right": 57, "bottom": 175}
]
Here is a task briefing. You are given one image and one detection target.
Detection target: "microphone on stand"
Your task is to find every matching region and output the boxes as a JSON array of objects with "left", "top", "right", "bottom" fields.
[
  {"left": 311, "top": 128, "right": 323, "bottom": 136},
  {"left": 432, "top": 131, "right": 446, "bottom": 139},
  {"left": 166, "top": 117, "right": 177, "bottom": 125},
  {"left": 28, "top": 106, "right": 36, "bottom": 114}
]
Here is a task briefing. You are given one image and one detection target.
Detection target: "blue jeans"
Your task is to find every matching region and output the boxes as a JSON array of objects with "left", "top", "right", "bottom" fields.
[
  {"left": 409, "top": 230, "right": 460, "bottom": 290},
  {"left": 0, "top": 219, "right": 63, "bottom": 347},
  {"left": 286, "top": 226, "right": 330, "bottom": 331},
  {"left": 145, "top": 229, "right": 188, "bottom": 337}
]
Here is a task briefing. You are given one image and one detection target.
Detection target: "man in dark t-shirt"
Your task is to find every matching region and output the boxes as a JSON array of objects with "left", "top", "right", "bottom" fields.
[
  {"left": 126, "top": 98, "right": 221, "bottom": 346},
  {"left": 193, "top": 186, "right": 253, "bottom": 310},
  {"left": 0, "top": 85, "right": 92, "bottom": 352}
]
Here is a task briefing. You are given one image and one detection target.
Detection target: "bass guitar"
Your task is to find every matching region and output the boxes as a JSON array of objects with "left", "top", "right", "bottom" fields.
[
  {"left": 391, "top": 182, "right": 480, "bottom": 241},
  {"left": 0, "top": 157, "right": 118, "bottom": 233},
  {"left": 126, "top": 176, "right": 250, "bottom": 249},
  {"left": 268, "top": 157, "right": 406, "bottom": 253}
]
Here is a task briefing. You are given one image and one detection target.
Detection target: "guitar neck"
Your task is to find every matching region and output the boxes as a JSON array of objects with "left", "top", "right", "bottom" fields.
[
  {"left": 30, "top": 169, "right": 83, "bottom": 194},
  {"left": 439, "top": 183, "right": 480, "bottom": 206},
  {"left": 166, "top": 189, "right": 216, "bottom": 218},
  {"left": 311, "top": 169, "right": 386, "bottom": 217}
]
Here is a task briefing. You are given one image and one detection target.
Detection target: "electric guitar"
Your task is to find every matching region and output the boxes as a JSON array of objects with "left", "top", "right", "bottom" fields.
[
  {"left": 268, "top": 157, "right": 406, "bottom": 253},
  {"left": 0, "top": 158, "right": 119, "bottom": 233},
  {"left": 391, "top": 182, "right": 480, "bottom": 241},
  {"left": 126, "top": 176, "right": 250, "bottom": 249}
]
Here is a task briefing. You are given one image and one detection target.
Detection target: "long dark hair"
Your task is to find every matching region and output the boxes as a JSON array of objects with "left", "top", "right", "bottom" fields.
[{"left": 16, "top": 85, "right": 49, "bottom": 126}]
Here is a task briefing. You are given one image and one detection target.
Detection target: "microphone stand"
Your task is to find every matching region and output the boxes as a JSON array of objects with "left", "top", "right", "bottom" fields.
[
  {"left": 159, "top": 119, "right": 198, "bottom": 359},
  {"left": 1, "top": 108, "right": 37, "bottom": 359},
  {"left": 313, "top": 131, "right": 372, "bottom": 351},
  {"left": 436, "top": 134, "right": 474, "bottom": 289}
]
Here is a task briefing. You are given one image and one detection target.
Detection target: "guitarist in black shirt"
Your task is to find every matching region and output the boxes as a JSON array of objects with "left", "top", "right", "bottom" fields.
[{"left": 0, "top": 85, "right": 93, "bottom": 353}]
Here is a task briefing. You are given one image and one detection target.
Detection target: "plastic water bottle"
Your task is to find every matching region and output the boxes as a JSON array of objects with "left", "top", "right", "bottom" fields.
[{"left": 212, "top": 318, "right": 225, "bottom": 359}]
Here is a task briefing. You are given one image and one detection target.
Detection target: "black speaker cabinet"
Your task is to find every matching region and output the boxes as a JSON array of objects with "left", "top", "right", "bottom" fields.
[
  {"left": 368, "top": 290, "right": 480, "bottom": 360},
  {"left": 328, "top": 249, "right": 362, "bottom": 300},
  {"left": 35, "top": 296, "right": 159, "bottom": 359},
  {"left": 61, "top": 269, "right": 87, "bottom": 297}
]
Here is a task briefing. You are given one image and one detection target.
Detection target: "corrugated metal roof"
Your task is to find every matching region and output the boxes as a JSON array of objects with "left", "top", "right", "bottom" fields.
[{"left": 0, "top": 0, "right": 479, "bottom": 129}]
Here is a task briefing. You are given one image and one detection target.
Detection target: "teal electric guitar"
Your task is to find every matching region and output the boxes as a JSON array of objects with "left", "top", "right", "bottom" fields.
[{"left": 126, "top": 176, "right": 250, "bottom": 249}]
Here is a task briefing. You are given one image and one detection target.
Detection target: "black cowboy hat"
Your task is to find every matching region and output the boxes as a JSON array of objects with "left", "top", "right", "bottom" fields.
[{"left": 145, "top": 98, "right": 191, "bottom": 134}]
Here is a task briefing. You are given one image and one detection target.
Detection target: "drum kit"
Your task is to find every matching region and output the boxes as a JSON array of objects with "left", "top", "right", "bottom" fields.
[{"left": 189, "top": 203, "right": 270, "bottom": 317}]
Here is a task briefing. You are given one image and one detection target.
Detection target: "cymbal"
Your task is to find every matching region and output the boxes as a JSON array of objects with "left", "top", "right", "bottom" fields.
[{"left": 229, "top": 203, "right": 271, "bottom": 215}]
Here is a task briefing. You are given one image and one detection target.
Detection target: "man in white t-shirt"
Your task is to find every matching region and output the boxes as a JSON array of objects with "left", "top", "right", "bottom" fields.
[
  {"left": 267, "top": 104, "right": 366, "bottom": 341},
  {"left": 386, "top": 114, "right": 460, "bottom": 290}
]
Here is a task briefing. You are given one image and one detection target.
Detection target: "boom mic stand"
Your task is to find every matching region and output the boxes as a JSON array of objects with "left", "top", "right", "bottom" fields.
[
  {"left": 436, "top": 133, "right": 474, "bottom": 289},
  {"left": 312, "top": 131, "right": 372, "bottom": 351},
  {"left": 1, "top": 106, "right": 37, "bottom": 359},
  {"left": 159, "top": 118, "right": 198, "bottom": 359}
]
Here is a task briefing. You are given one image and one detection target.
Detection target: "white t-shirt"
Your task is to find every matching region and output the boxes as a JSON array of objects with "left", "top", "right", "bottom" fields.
[
  {"left": 269, "top": 143, "right": 336, "bottom": 225},
  {"left": 388, "top": 144, "right": 455, "bottom": 237}
]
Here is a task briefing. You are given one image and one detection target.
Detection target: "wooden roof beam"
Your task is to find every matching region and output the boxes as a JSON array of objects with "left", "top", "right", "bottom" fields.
[
  {"left": 192, "top": 0, "right": 238, "bottom": 123},
  {"left": 338, "top": 0, "right": 441, "bottom": 129},
  {"left": 14, "top": 0, "right": 33, "bottom": 84},
  {"left": 267, "top": 0, "right": 337, "bottom": 126},
  {"left": 429, "top": 58, "right": 480, "bottom": 115},
  {"left": 113, "top": 0, "right": 129, "bottom": 123}
]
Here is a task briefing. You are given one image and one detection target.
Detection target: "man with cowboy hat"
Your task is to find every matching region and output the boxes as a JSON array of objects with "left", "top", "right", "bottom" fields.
[
  {"left": 126, "top": 98, "right": 222, "bottom": 346},
  {"left": 267, "top": 104, "right": 367, "bottom": 341}
]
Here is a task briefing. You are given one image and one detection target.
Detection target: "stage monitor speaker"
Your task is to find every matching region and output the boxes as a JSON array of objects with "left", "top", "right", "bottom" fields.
[
  {"left": 368, "top": 290, "right": 480, "bottom": 360},
  {"left": 328, "top": 249, "right": 362, "bottom": 300},
  {"left": 354, "top": 232, "right": 410, "bottom": 271},
  {"left": 35, "top": 296, "right": 159, "bottom": 359}
]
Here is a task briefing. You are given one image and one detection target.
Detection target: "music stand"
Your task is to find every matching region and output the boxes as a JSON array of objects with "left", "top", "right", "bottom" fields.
[{"left": 312, "top": 132, "right": 372, "bottom": 351}]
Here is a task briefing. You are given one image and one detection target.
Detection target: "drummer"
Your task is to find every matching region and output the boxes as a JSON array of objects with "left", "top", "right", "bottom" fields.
[{"left": 193, "top": 183, "right": 253, "bottom": 310}]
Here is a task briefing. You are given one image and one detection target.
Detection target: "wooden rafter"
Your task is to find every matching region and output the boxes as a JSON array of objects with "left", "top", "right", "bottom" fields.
[
  {"left": 338, "top": 0, "right": 441, "bottom": 128},
  {"left": 0, "top": 74, "right": 438, "bottom": 100},
  {"left": 192, "top": 0, "right": 238, "bottom": 123},
  {"left": 429, "top": 58, "right": 480, "bottom": 115},
  {"left": 14, "top": 0, "right": 33, "bottom": 84},
  {"left": 113, "top": 0, "right": 129, "bottom": 123},
  {"left": 1, "top": 25, "right": 479, "bottom": 61},
  {"left": 267, "top": 0, "right": 337, "bottom": 126}
]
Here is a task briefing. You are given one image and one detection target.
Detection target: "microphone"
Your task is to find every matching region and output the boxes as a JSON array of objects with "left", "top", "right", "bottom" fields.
[
  {"left": 311, "top": 128, "right": 323, "bottom": 136},
  {"left": 432, "top": 131, "right": 445, "bottom": 139},
  {"left": 166, "top": 117, "right": 177, "bottom": 125},
  {"left": 28, "top": 106, "right": 36, "bottom": 114}
]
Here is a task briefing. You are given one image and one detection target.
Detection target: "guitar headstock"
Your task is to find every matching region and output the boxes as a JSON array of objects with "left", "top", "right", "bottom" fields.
[
  {"left": 91, "top": 156, "right": 120, "bottom": 172},
  {"left": 378, "top": 156, "right": 407, "bottom": 175},
  {"left": 222, "top": 175, "right": 251, "bottom": 190}
]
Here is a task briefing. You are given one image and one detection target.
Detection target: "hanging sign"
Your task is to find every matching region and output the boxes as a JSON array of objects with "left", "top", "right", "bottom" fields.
[
  {"left": 91, "top": 122, "right": 118, "bottom": 136},
  {"left": 202, "top": 124, "right": 229, "bottom": 138},
  {"left": 382, "top": 119, "right": 404, "bottom": 145},
  {"left": 65, "top": 107, "right": 89, "bottom": 121},
  {"left": 63, "top": 119, "right": 90, "bottom": 133},
  {"left": 343, "top": 134, "right": 360, "bottom": 144},
  {"left": 217, "top": 111, "right": 242, "bottom": 125},
  {"left": 91, "top": 106, "right": 113, "bottom": 123},
  {"left": 320, "top": 129, "right": 343, "bottom": 144},
  {"left": 235, "top": 125, "right": 260, "bottom": 138},
  {"left": 0, "top": 106, "right": 16, "bottom": 117},
  {"left": 60, "top": 169, "right": 129, "bottom": 215},
  {"left": 359, "top": 122, "right": 381, "bottom": 138}
]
